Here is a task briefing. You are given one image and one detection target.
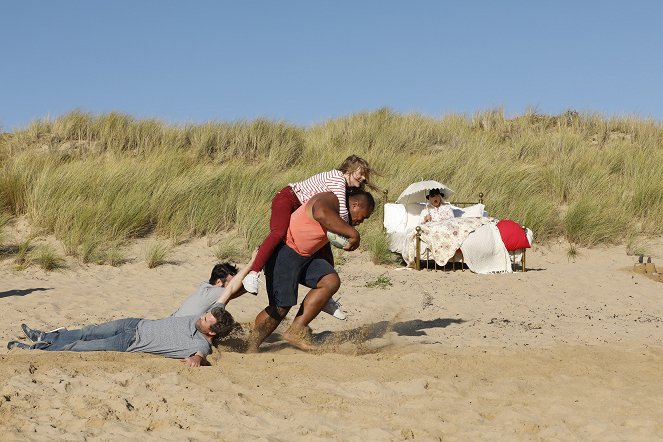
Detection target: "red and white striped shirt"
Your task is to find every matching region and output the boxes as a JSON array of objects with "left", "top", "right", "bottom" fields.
[{"left": 289, "top": 169, "right": 349, "bottom": 222}]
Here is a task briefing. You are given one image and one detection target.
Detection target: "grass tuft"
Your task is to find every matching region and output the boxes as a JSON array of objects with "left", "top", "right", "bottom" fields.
[
  {"left": 213, "top": 239, "right": 240, "bottom": 262},
  {"left": 365, "top": 274, "right": 393, "bottom": 289},
  {"left": 566, "top": 243, "right": 579, "bottom": 262},
  {"left": 0, "top": 212, "right": 11, "bottom": 246},
  {"left": 144, "top": 241, "right": 172, "bottom": 268},
  {"left": 625, "top": 235, "right": 650, "bottom": 257},
  {"left": 13, "top": 239, "right": 33, "bottom": 269},
  {"left": 32, "top": 245, "right": 66, "bottom": 271}
]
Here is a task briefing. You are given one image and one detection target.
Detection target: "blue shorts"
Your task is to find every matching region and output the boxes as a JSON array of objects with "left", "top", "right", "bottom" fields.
[{"left": 264, "top": 243, "right": 336, "bottom": 308}]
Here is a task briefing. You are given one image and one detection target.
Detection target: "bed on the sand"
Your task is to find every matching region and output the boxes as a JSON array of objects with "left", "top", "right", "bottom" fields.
[{"left": 383, "top": 188, "right": 532, "bottom": 273}]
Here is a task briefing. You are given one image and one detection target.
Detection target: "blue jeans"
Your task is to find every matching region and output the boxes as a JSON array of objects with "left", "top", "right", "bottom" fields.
[{"left": 41, "top": 318, "right": 142, "bottom": 352}]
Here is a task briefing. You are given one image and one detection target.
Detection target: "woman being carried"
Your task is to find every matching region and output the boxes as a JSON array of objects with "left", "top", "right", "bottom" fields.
[{"left": 243, "top": 155, "right": 376, "bottom": 320}]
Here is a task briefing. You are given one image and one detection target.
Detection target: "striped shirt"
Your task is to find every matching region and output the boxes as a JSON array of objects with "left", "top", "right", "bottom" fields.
[{"left": 289, "top": 170, "right": 349, "bottom": 222}]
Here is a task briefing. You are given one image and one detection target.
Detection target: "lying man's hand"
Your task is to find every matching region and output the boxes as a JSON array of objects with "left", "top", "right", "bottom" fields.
[{"left": 184, "top": 354, "right": 205, "bottom": 367}]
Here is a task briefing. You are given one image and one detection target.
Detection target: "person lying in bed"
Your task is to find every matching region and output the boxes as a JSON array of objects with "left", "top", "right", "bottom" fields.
[{"left": 420, "top": 188, "right": 454, "bottom": 223}]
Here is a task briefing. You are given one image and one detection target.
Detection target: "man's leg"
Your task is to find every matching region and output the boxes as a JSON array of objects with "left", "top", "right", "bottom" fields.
[
  {"left": 247, "top": 305, "right": 291, "bottom": 352},
  {"left": 314, "top": 245, "right": 347, "bottom": 320},
  {"left": 248, "top": 243, "right": 303, "bottom": 351},
  {"left": 283, "top": 270, "right": 341, "bottom": 351},
  {"left": 41, "top": 318, "right": 141, "bottom": 352}
]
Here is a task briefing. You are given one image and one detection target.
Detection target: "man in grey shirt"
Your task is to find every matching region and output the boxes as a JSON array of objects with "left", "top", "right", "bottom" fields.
[
  {"left": 172, "top": 251, "right": 266, "bottom": 317},
  {"left": 172, "top": 262, "right": 249, "bottom": 317},
  {"left": 7, "top": 306, "right": 234, "bottom": 367}
]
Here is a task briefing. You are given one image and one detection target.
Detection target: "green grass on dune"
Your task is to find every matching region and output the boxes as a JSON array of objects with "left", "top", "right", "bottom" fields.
[{"left": 1, "top": 107, "right": 662, "bottom": 265}]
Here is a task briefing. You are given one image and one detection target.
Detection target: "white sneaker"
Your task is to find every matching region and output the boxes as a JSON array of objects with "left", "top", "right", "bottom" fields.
[
  {"left": 242, "top": 271, "right": 260, "bottom": 295},
  {"left": 322, "top": 297, "right": 346, "bottom": 320}
]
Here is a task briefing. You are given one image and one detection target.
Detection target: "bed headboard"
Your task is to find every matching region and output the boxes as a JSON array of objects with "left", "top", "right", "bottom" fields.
[
  {"left": 382, "top": 190, "right": 484, "bottom": 206},
  {"left": 449, "top": 192, "right": 484, "bottom": 207}
]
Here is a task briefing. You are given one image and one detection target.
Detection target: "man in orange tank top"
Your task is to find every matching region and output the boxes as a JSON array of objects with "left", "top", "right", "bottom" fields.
[{"left": 248, "top": 187, "right": 375, "bottom": 351}]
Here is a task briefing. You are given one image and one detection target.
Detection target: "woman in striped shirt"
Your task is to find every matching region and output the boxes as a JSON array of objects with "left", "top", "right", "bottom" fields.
[{"left": 243, "top": 155, "right": 374, "bottom": 319}]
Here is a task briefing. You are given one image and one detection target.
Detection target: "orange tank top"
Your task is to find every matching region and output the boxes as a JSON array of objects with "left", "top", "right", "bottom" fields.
[{"left": 286, "top": 199, "right": 328, "bottom": 256}]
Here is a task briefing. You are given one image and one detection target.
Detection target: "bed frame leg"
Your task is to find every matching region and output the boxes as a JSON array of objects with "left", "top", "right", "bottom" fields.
[{"left": 415, "top": 226, "right": 421, "bottom": 271}]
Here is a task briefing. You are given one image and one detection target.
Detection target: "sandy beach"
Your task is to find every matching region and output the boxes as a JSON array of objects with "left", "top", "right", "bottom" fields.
[{"left": 2, "top": 233, "right": 663, "bottom": 440}]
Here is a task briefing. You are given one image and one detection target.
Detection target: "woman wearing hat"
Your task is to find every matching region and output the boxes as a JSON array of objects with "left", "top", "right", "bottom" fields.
[{"left": 420, "top": 188, "right": 454, "bottom": 224}]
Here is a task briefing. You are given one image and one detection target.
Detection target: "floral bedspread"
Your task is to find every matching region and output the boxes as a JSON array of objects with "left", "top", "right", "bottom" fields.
[{"left": 404, "top": 217, "right": 493, "bottom": 266}]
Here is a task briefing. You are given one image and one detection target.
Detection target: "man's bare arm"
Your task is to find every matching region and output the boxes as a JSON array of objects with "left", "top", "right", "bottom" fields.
[{"left": 311, "top": 193, "right": 360, "bottom": 250}]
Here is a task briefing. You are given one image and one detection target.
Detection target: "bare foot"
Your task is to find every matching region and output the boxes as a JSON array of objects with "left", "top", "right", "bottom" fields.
[{"left": 282, "top": 327, "right": 317, "bottom": 351}]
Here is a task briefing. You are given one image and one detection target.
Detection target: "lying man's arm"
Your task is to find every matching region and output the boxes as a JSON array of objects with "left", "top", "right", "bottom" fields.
[{"left": 217, "top": 249, "right": 258, "bottom": 306}]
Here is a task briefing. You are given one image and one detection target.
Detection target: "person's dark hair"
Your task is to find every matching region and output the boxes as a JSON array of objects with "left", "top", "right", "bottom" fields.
[
  {"left": 346, "top": 186, "right": 375, "bottom": 212},
  {"left": 209, "top": 306, "right": 235, "bottom": 338},
  {"left": 426, "top": 188, "right": 442, "bottom": 199},
  {"left": 209, "top": 262, "right": 238, "bottom": 285}
]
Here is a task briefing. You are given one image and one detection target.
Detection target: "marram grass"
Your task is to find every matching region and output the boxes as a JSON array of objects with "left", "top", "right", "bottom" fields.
[{"left": 1, "top": 108, "right": 662, "bottom": 266}]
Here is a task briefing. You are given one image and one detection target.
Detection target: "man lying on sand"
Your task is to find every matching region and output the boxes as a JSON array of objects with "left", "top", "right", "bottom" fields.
[
  {"left": 171, "top": 253, "right": 256, "bottom": 317},
  {"left": 173, "top": 249, "right": 347, "bottom": 320},
  {"left": 4, "top": 261, "right": 248, "bottom": 367},
  {"left": 7, "top": 306, "right": 235, "bottom": 367},
  {"left": 248, "top": 187, "right": 374, "bottom": 351}
]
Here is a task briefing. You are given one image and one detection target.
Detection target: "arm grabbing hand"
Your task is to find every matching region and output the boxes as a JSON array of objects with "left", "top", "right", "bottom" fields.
[{"left": 217, "top": 249, "right": 258, "bottom": 305}]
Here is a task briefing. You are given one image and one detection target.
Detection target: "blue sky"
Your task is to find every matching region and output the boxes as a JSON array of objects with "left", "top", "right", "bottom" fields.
[{"left": 1, "top": 1, "right": 662, "bottom": 131}]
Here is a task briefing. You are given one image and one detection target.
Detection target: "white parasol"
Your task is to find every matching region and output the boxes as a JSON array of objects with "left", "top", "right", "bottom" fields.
[{"left": 395, "top": 180, "right": 455, "bottom": 204}]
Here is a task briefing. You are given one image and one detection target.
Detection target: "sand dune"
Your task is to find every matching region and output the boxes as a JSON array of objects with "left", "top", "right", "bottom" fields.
[{"left": 2, "top": 236, "right": 663, "bottom": 440}]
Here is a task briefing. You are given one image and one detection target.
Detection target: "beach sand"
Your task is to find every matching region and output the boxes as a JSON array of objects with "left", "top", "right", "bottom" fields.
[{"left": 1, "top": 232, "right": 663, "bottom": 440}]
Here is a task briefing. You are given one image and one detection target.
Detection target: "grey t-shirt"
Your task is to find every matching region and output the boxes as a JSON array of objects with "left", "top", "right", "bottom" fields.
[
  {"left": 172, "top": 282, "right": 225, "bottom": 317},
  {"left": 127, "top": 315, "right": 211, "bottom": 358}
]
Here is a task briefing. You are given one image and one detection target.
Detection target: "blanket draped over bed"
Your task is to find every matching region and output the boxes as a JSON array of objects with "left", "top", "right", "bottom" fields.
[
  {"left": 460, "top": 222, "right": 513, "bottom": 273},
  {"left": 404, "top": 217, "right": 492, "bottom": 267}
]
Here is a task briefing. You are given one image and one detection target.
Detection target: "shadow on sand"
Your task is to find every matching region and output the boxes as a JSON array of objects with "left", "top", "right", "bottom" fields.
[
  {"left": 313, "top": 317, "right": 465, "bottom": 345},
  {"left": 0, "top": 288, "right": 52, "bottom": 299},
  {"left": 219, "top": 317, "right": 465, "bottom": 354}
]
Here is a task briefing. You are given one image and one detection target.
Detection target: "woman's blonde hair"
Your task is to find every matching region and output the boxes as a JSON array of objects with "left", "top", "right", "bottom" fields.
[{"left": 338, "top": 154, "right": 380, "bottom": 191}]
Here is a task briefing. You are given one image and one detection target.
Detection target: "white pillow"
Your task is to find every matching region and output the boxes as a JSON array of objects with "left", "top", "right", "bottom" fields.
[
  {"left": 460, "top": 203, "right": 486, "bottom": 218},
  {"left": 383, "top": 203, "right": 407, "bottom": 233},
  {"left": 405, "top": 203, "right": 425, "bottom": 230}
]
